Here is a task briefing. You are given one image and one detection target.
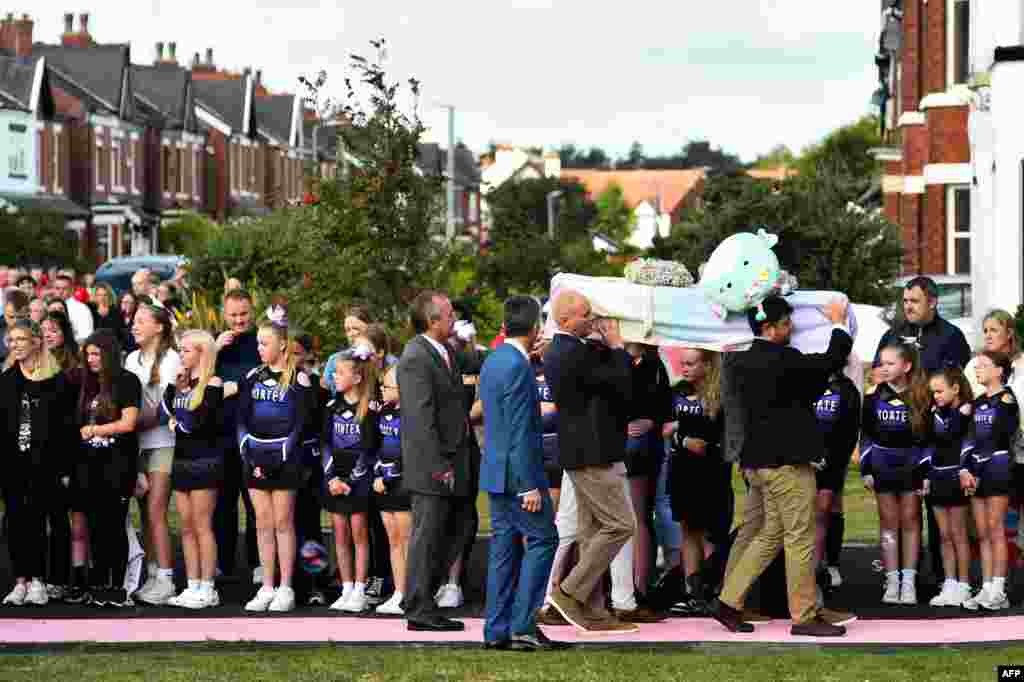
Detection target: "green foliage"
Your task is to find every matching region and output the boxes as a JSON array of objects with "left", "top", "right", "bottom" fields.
[
  {"left": 652, "top": 168, "right": 902, "bottom": 306},
  {"left": 479, "top": 176, "right": 621, "bottom": 300},
  {"left": 0, "top": 209, "right": 84, "bottom": 269},
  {"left": 751, "top": 144, "right": 797, "bottom": 170},
  {"left": 592, "top": 184, "right": 634, "bottom": 244},
  {"left": 795, "top": 115, "right": 883, "bottom": 182},
  {"left": 159, "top": 212, "right": 221, "bottom": 259}
]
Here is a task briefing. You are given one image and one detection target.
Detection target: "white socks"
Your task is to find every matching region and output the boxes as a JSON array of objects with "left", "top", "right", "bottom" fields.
[
  {"left": 901, "top": 568, "right": 917, "bottom": 585},
  {"left": 188, "top": 579, "right": 200, "bottom": 591},
  {"left": 993, "top": 576, "right": 1006, "bottom": 594},
  {"left": 158, "top": 568, "right": 174, "bottom": 581}
]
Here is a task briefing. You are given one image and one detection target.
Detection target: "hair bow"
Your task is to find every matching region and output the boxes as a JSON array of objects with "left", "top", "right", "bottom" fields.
[
  {"left": 265, "top": 304, "right": 288, "bottom": 327},
  {"left": 347, "top": 343, "right": 374, "bottom": 362},
  {"left": 755, "top": 302, "right": 767, "bottom": 322}
]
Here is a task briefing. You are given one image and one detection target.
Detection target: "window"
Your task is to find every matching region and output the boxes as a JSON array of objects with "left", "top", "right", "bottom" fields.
[
  {"left": 193, "top": 147, "right": 201, "bottom": 198},
  {"left": 176, "top": 147, "right": 185, "bottom": 195},
  {"left": 95, "top": 141, "right": 105, "bottom": 191},
  {"left": 947, "top": 185, "right": 970, "bottom": 275},
  {"left": 948, "top": 0, "right": 970, "bottom": 86},
  {"left": 8, "top": 123, "right": 27, "bottom": 180},
  {"left": 55, "top": 129, "right": 64, "bottom": 193},
  {"left": 162, "top": 146, "right": 171, "bottom": 193},
  {"left": 111, "top": 142, "right": 122, "bottom": 190}
]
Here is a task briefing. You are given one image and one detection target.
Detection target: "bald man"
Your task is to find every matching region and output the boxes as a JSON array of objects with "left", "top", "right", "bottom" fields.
[{"left": 542, "top": 291, "right": 639, "bottom": 634}]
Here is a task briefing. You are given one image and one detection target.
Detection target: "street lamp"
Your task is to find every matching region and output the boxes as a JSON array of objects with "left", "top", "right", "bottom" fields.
[{"left": 546, "top": 190, "right": 564, "bottom": 240}]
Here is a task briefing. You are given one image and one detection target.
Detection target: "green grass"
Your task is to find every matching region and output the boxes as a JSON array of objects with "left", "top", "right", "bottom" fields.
[{"left": 0, "top": 645, "right": 1020, "bottom": 681}]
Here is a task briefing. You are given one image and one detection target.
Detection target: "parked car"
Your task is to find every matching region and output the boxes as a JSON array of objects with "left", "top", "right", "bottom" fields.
[{"left": 94, "top": 255, "right": 187, "bottom": 297}]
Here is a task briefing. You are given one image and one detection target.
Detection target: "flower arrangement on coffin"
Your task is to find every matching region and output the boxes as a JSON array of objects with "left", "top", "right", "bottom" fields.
[{"left": 623, "top": 258, "right": 695, "bottom": 288}]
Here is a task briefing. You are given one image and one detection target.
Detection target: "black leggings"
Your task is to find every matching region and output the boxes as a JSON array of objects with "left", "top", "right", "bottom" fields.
[
  {"left": 85, "top": 490, "right": 130, "bottom": 588},
  {"left": 5, "top": 484, "right": 47, "bottom": 580}
]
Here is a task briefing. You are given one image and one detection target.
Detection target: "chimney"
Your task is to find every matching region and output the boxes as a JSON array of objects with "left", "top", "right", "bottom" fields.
[
  {"left": 242, "top": 66, "right": 251, "bottom": 77},
  {"left": 192, "top": 52, "right": 200, "bottom": 68},
  {"left": 205, "top": 47, "right": 213, "bottom": 65},
  {"left": 167, "top": 41, "right": 177, "bottom": 64},
  {"left": 63, "top": 12, "right": 73, "bottom": 34},
  {"left": 79, "top": 12, "right": 89, "bottom": 35},
  {"left": 155, "top": 41, "right": 164, "bottom": 64},
  {"left": 12, "top": 14, "right": 33, "bottom": 59},
  {"left": 255, "top": 69, "right": 261, "bottom": 85}
]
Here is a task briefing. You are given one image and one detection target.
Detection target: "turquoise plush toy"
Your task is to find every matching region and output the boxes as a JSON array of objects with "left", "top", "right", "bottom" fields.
[{"left": 699, "top": 229, "right": 782, "bottom": 320}]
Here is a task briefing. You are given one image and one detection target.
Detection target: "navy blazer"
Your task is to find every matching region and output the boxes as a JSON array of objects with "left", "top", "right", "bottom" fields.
[{"left": 479, "top": 343, "right": 546, "bottom": 496}]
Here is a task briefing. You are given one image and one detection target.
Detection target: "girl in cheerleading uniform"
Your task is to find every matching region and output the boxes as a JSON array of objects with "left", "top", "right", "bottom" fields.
[
  {"left": 161, "top": 330, "right": 225, "bottom": 609},
  {"left": 535, "top": 358, "right": 562, "bottom": 511},
  {"left": 237, "top": 321, "right": 312, "bottom": 613},
  {"left": 813, "top": 373, "right": 861, "bottom": 584},
  {"left": 921, "top": 367, "right": 974, "bottom": 607},
  {"left": 961, "top": 350, "right": 1020, "bottom": 610},
  {"left": 69, "top": 331, "right": 142, "bottom": 607},
  {"left": 665, "top": 348, "right": 729, "bottom": 612},
  {"left": 322, "top": 345, "right": 380, "bottom": 613},
  {"left": 0, "top": 319, "right": 76, "bottom": 606},
  {"left": 372, "top": 364, "right": 411, "bottom": 615},
  {"left": 860, "top": 343, "right": 930, "bottom": 605}
]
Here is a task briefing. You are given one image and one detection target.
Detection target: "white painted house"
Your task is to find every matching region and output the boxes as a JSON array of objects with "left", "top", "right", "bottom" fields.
[{"left": 967, "top": 1, "right": 1024, "bottom": 328}]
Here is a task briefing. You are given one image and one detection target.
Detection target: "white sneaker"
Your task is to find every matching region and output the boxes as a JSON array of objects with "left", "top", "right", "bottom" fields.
[
  {"left": 375, "top": 592, "right": 404, "bottom": 615},
  {"left": 956, "top": 583, "right": 973, "bottom": 606},
  {"left": 268, "top": 586, "right": 296, "bottom": 613},
  {"left": 140, "top": 577, "right": 176, "bottom": 606},
  {"left": 252, "top": 567, "right": 264, "bottom": 585},
  {"left": 134, "top": 576, "right": 156, "bottom": 600},
  {"left": 981, "top": 589, "right": 1010, "bottom": 611},
  {"left": 899, "top": 581, "right": 917, "bottom": 605},
  {"left": 245, "top": 586, "right": 277, "bottom": 612},
  {"left": 3, "top": 584, "right": 27, "bottom": 606},
  {"left": 827, "top": 566, "right": 842, "bottom": 588},
  {"left": 929, "top": 582, "right": 959, "bottom": 607},
  {"left": 179, "top": 587, "right": 220, "bottom": 610},
  {"left": 882, "top": 580, "right": 900, "bottom": 604},
  {"left": 329, "top": 592, "right": 350, "bottom": 611},
  {"left": 168, "top": 587, "right": 197, "bottom": 608},
  {"left": 436, "top": 584, "right": 464, "bottom": 608},
  {"left": 962, "top": 585, "right": 989, "bottom": 611},
  {"left": 24, "top": 580, "right": 48, "bottom": 606},
  {"left": 342, "top": 590, "right": 368, "bottom": 613}
]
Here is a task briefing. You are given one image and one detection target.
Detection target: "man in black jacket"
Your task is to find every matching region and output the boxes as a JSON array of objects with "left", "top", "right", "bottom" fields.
[
  {"left": 711, "top": 295, "right": 852, "bottom": 637},
  {"left": 543, "top": 290, "right": 639, "bottom": 634}
]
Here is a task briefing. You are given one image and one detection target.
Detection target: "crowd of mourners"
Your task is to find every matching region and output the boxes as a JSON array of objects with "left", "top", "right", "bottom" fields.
[{"left": 0, "top": 267, "right": 1019, "bottom": 645}]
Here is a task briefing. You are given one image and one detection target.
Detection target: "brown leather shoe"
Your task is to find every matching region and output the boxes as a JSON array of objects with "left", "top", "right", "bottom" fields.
[
  {"left": 580, "top": 611, "right": 640, "bottom": 634},
  {"left": 819, "top": 608, "right": 857, "bottom": 626},
  {"left": 791, "top": 615, "right": 846, "bottom": 637},
  {"left": 546, "top": 588, "right": 588, "bottom": 631},
  {"left": 613, "top": 605, "right": 668, "bottom": 623},
  {"left": 536, "top": 605, "right": 570, "bottom": 626},
  {"left": 709, "top": 598, "right": 754, "bottom": 633},
  {"left": 741, "top": 609, "right": 773, "bottom": 625}
]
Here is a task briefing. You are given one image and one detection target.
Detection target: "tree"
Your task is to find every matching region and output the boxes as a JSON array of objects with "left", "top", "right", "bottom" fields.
[
  {"left": 159, "top": 212, "right": 221, "bottom": 260},
  {"left": 651, "top": 168, "right": 902, "bottom": 306},
  {"left": 559, "top": 144, "right": 610, "bottom": 169},
  {"left": 679, "top": 140, "right": 743, "bottom": 174},
  {"left": 751, "top": 144, "right": 797, "bottom": 170},
  {"left": 592, "top": 184, "right": 634, "bottom": 244},
  {"left": 189, "top": 39, "right": 457, "bottom": 352},
  {"left": 622, "top": 141, "right": 645, "bottom": 169},
  {"left": 795, "top": 115, "right": 882, "bottom": 183},
  {"left": 479, "top": 176, "right": 620, "bottom": 299},
  {"left": 0, "top": 210, "right": 83, "bottom": 269}
]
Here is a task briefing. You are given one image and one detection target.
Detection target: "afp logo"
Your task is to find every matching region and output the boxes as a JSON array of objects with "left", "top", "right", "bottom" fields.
[{"left": 999, "top": 666, "right": 1024, "bottom": 679}]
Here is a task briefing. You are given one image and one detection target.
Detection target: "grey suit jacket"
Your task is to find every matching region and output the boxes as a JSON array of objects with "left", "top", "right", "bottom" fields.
[{"left": 397, "top": 335, "right": 472, "bottom": 497}]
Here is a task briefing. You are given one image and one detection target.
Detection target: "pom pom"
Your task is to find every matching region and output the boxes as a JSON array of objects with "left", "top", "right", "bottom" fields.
[{"left": 300, "top": 541, "right": 329, "bottom": 575}]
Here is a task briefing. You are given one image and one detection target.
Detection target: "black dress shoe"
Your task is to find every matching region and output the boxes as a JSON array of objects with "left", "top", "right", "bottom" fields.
[
  {"left": 709, "top": 598, "right": 754, "bottom": 633},
  {"left": 533, "top": 628, "right": 573, "bottom": 650},
  {"left": 483, "top": 639, "right": 511, "bottom": 650},
  {"left": 407, "top": 616, "right": 466, "bottom": 632}
]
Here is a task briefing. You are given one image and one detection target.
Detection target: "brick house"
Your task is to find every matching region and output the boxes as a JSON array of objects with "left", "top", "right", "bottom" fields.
[
  {"left": 870, "top": 0, "right": 972, "bottom": 280},
  {"left": 0, "top": 43, "right": 89, "bottom": 230},
  {"left": 132, "top": 42, "right": 207, "bottom": 240},
  {"left": 191, "top": 70, "right": 263, "bottom": 221},
  {"left": 255, "top": 92, "right": 305, "bottom": 208}
]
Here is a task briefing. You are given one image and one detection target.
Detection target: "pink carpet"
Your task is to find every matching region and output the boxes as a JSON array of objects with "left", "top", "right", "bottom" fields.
[{"left": 1, "top": 616, "right": 1022, "bottom": 645}]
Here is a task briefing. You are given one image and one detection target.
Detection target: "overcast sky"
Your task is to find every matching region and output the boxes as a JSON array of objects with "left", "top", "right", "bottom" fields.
[{"left": 32, "top": 1, "right": 880, "bottom": 162}]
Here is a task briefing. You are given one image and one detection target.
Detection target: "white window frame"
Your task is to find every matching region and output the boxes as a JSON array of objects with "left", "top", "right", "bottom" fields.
[
  {"left": 193, "top": 146, "right": 201, "bottom": 200},
  {"left": 947, "top": 0, "right": 970, "bottom": 88},
  {"left": 111, "top": 140, "right": 125, "bottom": 193},
  {"left": 95, "top": 138, "right": 105, "bottom": 192},
  {"left": 52, "top": 128, "right": 62, "bottom": 194},
  {"left": 947, "top": 184, "right": 971, "bottom": 275},
  {"left": 176, "top": 142, "right": 189, "bottom": 199}
]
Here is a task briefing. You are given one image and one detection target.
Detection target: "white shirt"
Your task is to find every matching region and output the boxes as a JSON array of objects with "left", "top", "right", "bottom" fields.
[
  {"left": 65, "top": 297, "right": 94, "bottom": 345},
  {"left": 125, "top": 348, "right": 181, "bottom": 450},
  {"left": 421, "top": 333, "right": 451, "bottom": 368}
]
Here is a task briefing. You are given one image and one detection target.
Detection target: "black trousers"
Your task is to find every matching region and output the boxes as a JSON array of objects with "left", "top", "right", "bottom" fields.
[
  {"left": 402, "top": 493, "right": 477, "bottom": 620},
  {"left": 293, "top": 466, "right": 325, "bottom": 598},
  {"left": 213, "top": 448, "right": 257, "bottom": 576},
  {"left": 85, "top": 490, "right": 130, "bottom": 589}
]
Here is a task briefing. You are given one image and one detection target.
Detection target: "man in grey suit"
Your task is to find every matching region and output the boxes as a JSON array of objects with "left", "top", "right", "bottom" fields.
[{"left": 397, "top": 290, "right": 478, "bottom": 631}]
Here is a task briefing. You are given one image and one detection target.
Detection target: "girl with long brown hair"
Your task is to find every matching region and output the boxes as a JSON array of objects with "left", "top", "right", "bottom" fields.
[
  {"left": 860, "top": 342, "right": 929, "bottom": 605},
  {"left": 126, "top": 303, "right": 181, "bottom": 606},
  {"left": 67, "top": 331, "right": 141, "bottom": 607}
]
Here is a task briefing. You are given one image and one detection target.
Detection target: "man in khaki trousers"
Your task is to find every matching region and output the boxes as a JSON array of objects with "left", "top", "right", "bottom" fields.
[{"left": 711, "top": 296, "right": 853, "bottom": 637}]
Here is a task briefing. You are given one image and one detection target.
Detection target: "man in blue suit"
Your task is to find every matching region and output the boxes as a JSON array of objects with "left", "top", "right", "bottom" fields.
[{"left": 479, "top": 296, "right": 565, "bottom": 651}]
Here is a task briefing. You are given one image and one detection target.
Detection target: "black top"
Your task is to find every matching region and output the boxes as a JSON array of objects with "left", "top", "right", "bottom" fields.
[
  {"left": 79, "top": 369, "right": 143, "bottom": 466},
  {"left": 322, "top": 394, "right": 381, "bottom": 484},
  {"left": 162, "top": 381, "right": 226, "bottom": 462},
  {"left": 925, "top": 404, "right": 972, "bottom": 470},
  {"left": 543, "top": 333, "right": 634, "bottom": 470},
  {"left": 814, "top": 374, "right": 861, "bottom": 465},
  {"left": 0, "top": 365, "right": 77, "bottom": 478},
  {"left": 875, "top": 315, "right": 971, "bottom": 373},
  {"left": 966, "top": 389, "right": 1019, "bottom": 469},
  {"left": 214, "top": 328, "right": 261, "bottom": 432},
  {"left": 669, "top": 382, "right": 724, "bottom": 460},
  {"left": 629, "top": 347, "right": 672, "bottom": 424},
  {"left": 91, "top": 304, "right": 128, "bottom": 349},
  {"left": 729, "top": 328, "right": 853, "bottom": 469}
]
